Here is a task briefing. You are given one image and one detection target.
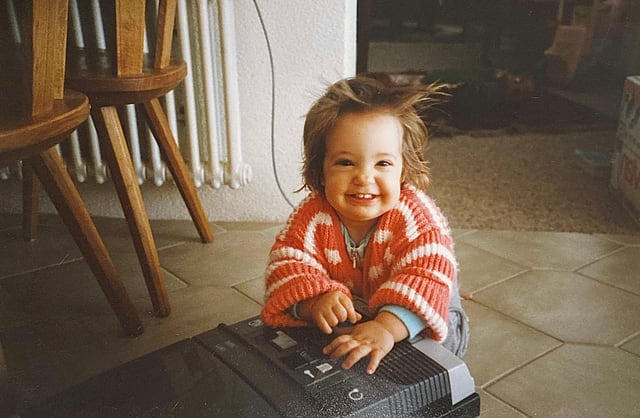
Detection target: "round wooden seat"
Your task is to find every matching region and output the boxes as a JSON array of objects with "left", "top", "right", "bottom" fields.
[
  {"left": 0, "top": 90, "right": 88, "bottom": 164},
  {"left": 66, "top": 50, "right": 187, "bottom": 106}
]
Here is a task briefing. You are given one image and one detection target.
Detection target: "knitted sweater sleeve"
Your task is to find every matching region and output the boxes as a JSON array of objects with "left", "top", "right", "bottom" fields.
[
  {"left": 261, "top": 196, "right": 351, "bottom": 328},
  {"left": 368, "top": 189, "right": 457, "bottom": 343}
]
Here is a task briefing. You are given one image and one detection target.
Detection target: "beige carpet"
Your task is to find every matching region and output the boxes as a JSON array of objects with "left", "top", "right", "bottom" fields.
[
  {"left": 426, "top": 128, "right": 639, "bottom": 235},
  {"left": 366, "top": 33, "right": 638, "bottom": 234}
]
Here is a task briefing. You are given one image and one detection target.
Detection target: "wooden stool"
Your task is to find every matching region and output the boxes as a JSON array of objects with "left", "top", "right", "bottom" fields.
[
  {"left": 0, "top": 0, "right": 143, "bottom": 337},
  {"left": 64, "top": 0, "right": 214, "bottom": 317}
]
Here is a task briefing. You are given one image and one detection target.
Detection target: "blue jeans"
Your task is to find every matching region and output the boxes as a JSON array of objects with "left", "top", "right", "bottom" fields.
[{"left": 442, "top": 283, "right": 470, "bottom": 358}]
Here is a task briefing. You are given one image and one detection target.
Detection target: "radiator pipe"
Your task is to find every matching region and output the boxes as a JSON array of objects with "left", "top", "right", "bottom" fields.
[
  {"left": 68, "top": 131, "right": 88, "bottom": 182},
  {"left": 69, "top": 0, "right": 84, "bottom": 48},
  {"left": 87, "top": 118, "right": 108, "bottom": 184},
  {"left": 197, "top": 0, "right": 223, "bottom": 188},
  {"left": 176, "top": 0, "right": 204, "bottom": 187},
  {"left": 124, "top": 104, "right": 147, "bottom": 184},
  {"left": 218, "top": 0, "right": 252, "bottom": 189},
  {"left": 90, "top": 0, "right": 107, "bottom": 50},
  {"left": 148, "top": 127, "right": 166, "bottom": 186}
]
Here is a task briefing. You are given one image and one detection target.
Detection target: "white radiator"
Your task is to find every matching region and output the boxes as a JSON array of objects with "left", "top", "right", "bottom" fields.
[{"left": 1, "top": 0, "right": 251, "bottom": 189}]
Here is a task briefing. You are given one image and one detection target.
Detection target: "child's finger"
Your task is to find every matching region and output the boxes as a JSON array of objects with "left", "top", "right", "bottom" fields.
[
  {"left": 323, "top": 336, "right": 360, "bottom": 361},
  {"left": 347, "top": 309, "right": 361, "bottom": 324},
  {"left": 339, "top": 295, "right": 360, "bottom": 324},
  {"left": 340, "top": 344, "right": 372, "bottom": 370},
  {"left": 319, "top": 321, "right": 333, "bottom": 335},
  {"left": 331, "top": 304, "right": 348, "bottom": 323},
  {"left": 315, "top": 315, "right": 334, "bottom": 334},
  {"left": 365, "top": 348, "right": 386, "bottom": 374}
]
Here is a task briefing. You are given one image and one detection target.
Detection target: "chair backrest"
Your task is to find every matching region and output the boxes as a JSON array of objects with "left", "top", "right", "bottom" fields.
[
  {"left": 0, "top": 0, "right": 72, "bottom": 160},
  {"left": 153, "top": 0, "right": 178, "bottom": 70},
  {"left": 0, "top": 0, "right": 69, "bottom": 121},
  {"left": 115, "top": 0, "right": 145, "bottom": 76},
  {"left": 114, "top": 0, "right": 177, "bottom": 76},
  {"left": 19, "top": 0, "right": 69, "bottom": 117}
]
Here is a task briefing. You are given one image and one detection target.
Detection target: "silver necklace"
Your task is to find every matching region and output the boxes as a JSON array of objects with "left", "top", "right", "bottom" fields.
[{"left": 341, "top": 223, "right": 376, "bottom": 270}]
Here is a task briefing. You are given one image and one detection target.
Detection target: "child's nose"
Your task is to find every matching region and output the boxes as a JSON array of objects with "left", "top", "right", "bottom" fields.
[{"left": 354, "top": 167, "right": 374, "bottom": 184}]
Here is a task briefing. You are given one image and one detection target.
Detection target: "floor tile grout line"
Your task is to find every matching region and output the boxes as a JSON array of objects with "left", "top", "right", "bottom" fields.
[
  {"left": 454, "top": 242, "right": 564, "bottom": 272},
  {"left": 478, "top": 389, "right": 531, "bottom": 418},
  {"left": 573, "top": 270, "right": 640, "bottom": 298},
  {"left": 480, "top": 342, "right": 565, "bottom": 391},
  {"left": 596, "top": 234, "right": 640, "bottom": 246},
  {"left": 232, "top": 286, "right": 264, "bottom": 306},
  {"left": 456, "top": 241, "right": 534, "bottom": 270},
  {"left": 471, "top": 274, "right": 640, "bottom": 353},
  {"left": 469, "top": 297, "right": 565, "bottom": 344},
  {"left": 482, "top": 392, "right": 534, "bottom": 418},
  {"left": 228, "top": 286, "right": 265, "bottom": 308},
  {"left": 462, "top": 267, "right": 531, "bottom": 297},
  {"left": 459, "top": 238, "right": 630, "bottom": 273},
  {"left": 0, "top": 257, "right": 85, "bottom": 282},
  {"left": 155, "top": 241, "right": 189, "bottom": 251},
  {"left": 466, "top": 263, "right": 637, "bottom": 299},
  {"left": 616, "top": 330, "right": 640, "bottom": 350},
  {"left": 158, "top": 266, "right": 190, "bottom": 288},
  {"left": 570, "top": 244, "right": 630, "bottom": 273}
]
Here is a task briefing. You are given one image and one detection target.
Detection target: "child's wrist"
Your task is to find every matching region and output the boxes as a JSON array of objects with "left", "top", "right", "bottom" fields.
[
  {"left": 295, "top": 296, "right": 318, "bottom": 320},
  {"left": 374, "top": 311, "right": 409, "bottom": 342},
  {"left": 378, "top": 305, "right": 426, "bottom": 339}
]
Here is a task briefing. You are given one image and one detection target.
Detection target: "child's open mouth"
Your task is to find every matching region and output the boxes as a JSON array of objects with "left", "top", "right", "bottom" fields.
[{"left": 350, "top": 193, "right": 376, "bottom": 200}]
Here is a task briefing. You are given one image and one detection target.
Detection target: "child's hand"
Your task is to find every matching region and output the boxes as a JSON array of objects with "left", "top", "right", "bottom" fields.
[
  {"left": 322, "top": 320, "right": 394, "bottom": 374},
  {"left": 298, "top": 291, "right": 361, "bottom": 334},
  {"left": 321, "top": 310, "right": 410, "bottom": 374}
]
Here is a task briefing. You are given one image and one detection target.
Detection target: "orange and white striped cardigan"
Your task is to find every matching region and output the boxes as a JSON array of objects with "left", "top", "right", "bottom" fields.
[{"left": 261, "top": 185, "right": 457, "bottom": 342}]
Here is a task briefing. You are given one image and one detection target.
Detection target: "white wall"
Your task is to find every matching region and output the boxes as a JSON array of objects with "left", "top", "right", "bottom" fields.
[{"left": 0, "top": 0, "right": 357, "bottom": 223}]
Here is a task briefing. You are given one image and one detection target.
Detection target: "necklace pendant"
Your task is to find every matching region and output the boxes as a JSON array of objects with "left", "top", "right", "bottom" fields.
[{"left": 350, "top": 249, "right": 360, "bottom": 270}]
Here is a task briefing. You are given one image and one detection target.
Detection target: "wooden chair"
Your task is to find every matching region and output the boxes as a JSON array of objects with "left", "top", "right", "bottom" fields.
[
  {"left": 63, "top": 0, "right": 214, "bottom": 317},
  {"left": 544, "top": 0, "right": 600, "bottom": 87},
  {"left": 0, "top": 0, "right": 143, "bottom": 337}
]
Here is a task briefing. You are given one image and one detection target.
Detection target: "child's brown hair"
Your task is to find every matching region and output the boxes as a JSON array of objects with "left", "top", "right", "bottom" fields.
[{"left": 301, "top": 76, "right": 447, "bottom": 193}]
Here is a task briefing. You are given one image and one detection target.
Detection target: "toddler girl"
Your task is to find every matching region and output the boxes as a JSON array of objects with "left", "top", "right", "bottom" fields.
[{"left": 262, "top": 76, "right": 468, "bottom": 374}]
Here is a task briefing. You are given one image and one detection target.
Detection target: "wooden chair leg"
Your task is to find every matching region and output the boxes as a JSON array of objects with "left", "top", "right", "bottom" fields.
[
  {"left": 27, "top": 147, "right": 143, "bottom": 336},
  {"left": 90, "top": 106, "right": 171, "bottom": 317},
  {"left": 22, "top": 163, "right": 40, "bottom": 242},
  {"left": 143, "top": 98, "right": 214, "bottom": 243}
]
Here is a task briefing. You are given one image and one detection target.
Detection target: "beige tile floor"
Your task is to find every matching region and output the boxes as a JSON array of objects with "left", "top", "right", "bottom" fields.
[{"left": 1, "top": 213, "right": 639, "bottom": 417}]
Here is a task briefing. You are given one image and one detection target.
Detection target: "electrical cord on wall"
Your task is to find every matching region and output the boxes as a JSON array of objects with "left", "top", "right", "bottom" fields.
[{"left": 252, "top": 0, "right": 296, "bottom": 209}]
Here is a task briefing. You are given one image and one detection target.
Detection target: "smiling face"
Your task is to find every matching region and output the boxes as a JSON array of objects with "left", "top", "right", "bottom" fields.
[{"left": 322, "top": 111, "right": 404, "bottom": 241}]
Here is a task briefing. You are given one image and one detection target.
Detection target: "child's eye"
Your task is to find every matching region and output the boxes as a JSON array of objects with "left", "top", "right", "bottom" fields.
[
  {"left": 336, "top": 159, "right": 353, "bottom": 166},
  {"left": 377, "top": 160, "right": 392, "bottom": 167}
]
